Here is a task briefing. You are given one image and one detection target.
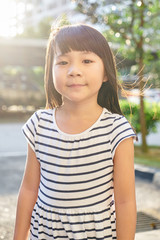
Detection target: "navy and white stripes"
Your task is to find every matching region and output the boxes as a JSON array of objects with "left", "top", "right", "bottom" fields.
[{"left": 22, "top": 108, "right": 136, "bottom": 239}]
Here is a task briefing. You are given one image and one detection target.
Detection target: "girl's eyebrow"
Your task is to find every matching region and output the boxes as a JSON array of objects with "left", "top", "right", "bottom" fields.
[
  {"left": 80, "top": 51, "right": 93, "bottom": 55},
  {"left": 55, "top": 53, "right": 67, "bottom": 59},
  {"left": 55, "top": 51, "right": 94, "bottom": 59},
  {"left": 80, "top": 51, "right": 97, "bottom": 57}
]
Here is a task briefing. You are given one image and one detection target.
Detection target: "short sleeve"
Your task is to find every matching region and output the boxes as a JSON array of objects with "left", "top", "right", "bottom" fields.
[
  {"left": 111, "top": 115, "right": 136, "bottom": 158},
  {"left": 22, "top": 110, "right": 40, "bottom": 152}
]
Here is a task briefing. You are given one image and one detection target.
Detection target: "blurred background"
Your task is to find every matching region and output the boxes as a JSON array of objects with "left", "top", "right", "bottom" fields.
[
  {"left": 0, "top": 0, "right": 160, "bottom": 152},
  {"left": 0, "top": 0, "right": 160, "bottom": 239}
]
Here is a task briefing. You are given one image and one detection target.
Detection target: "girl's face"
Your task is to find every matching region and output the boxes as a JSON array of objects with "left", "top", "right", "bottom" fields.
[{"left": 52, "top": 48, "right": 107, "bottom": 106}]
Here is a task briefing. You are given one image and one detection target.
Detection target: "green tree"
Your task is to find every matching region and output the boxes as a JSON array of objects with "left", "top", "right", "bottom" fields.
[
  {"left": 75, "top": 0, "right": 160, "bottom": 152},
  {"left": 56, "top": 13, "right": 71, "bottom": 27}
]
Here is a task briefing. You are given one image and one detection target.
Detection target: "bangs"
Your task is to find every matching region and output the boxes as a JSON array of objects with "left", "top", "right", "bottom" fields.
[{"left": 53, "top": 25, "right": 107, "bottom": 59}]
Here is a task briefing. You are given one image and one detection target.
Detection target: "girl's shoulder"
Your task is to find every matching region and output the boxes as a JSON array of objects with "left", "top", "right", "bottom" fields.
[
  {"left": 103, "top": 108, "right": 125, "bottom": 122},
  {"left": 30, "top": 108, "right": 54, "bottom": 121},
  {"left": 22, "top": 108, "right": 55, "bottom": 152},
  {"left": 103, "top": 109, "right": 136, "bottom": 157},
  {"left": 24, "top": 108, "right": 54, "bottom": 128},
  {"left": 35, "top": 108, "right": 54, "bottom": 116},
  {"left": 103, "top": 107, "right": 136, "bottom": 136}
]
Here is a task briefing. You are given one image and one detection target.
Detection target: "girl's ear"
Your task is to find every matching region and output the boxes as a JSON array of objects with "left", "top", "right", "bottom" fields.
[{"left": 103, "top": 75, "right": 108, "bottom": 82}]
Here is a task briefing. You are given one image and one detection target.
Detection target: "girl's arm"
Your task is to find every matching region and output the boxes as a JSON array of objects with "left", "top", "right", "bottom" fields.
[
  {"left": 113, "top": 137, "right": 137, "bottom": 240},
  {"left": 13, "top": 144, "right": 40, "bottom": 240}
]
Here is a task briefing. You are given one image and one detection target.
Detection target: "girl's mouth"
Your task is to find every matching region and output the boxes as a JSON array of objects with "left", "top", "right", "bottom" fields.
[{"left": 68, "top": 84, "right": 86, "bottom": 88}]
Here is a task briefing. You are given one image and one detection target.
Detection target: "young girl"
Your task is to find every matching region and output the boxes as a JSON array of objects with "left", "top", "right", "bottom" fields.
[{"left": 14, "top": 24, "right": 137, "bottom": 240}]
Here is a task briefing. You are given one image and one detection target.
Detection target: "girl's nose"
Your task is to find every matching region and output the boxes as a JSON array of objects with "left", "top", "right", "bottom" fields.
[{"left": 67, "top": 65, "right": 82, "bottom": 77}]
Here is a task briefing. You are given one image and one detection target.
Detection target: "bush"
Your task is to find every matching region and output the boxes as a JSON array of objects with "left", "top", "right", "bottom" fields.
[{"left": 120, "top": 100, "right": 160, "bottom": 135}]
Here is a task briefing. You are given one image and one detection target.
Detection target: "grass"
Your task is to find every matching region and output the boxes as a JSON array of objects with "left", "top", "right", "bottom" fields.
[{"left": 134, "top": 146, "right": 160, "bottom": 169}]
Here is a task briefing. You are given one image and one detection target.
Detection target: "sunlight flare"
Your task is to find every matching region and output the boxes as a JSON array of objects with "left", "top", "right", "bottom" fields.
[{"left": 0, "top": 0, "right": 25, "bottom": 37}]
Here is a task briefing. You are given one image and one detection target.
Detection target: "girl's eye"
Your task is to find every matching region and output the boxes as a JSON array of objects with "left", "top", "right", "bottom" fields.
[
  {"left": 57, "top": 61, "right": 68, "bottom": 65},
  {"left": 83, "top": 59, "right": 93, "bottom": 64}
]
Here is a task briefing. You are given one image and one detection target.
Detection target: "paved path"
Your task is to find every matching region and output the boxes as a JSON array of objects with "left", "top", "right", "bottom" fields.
[
  {"left": 0, "top": 122, "right": 26, "bottom": 156},
  {"left": 0, "top": 156, "right": 25, "bottom": 239},
  {"left": 0, "top": 155, "right": 160, "bottom": 239},
  {"left": 135, "top": 230, "right": 160, "bottom": 240}
]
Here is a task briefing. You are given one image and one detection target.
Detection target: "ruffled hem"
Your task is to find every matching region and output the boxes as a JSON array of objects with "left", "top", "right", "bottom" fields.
[{"left": 29, "top": 201, "right": 116, "bottom": 240}]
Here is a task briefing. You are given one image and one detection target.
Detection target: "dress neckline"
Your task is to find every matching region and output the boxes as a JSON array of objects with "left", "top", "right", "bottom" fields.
[{"left": 53, "top": 108, "right": 106, "bottom": 137}]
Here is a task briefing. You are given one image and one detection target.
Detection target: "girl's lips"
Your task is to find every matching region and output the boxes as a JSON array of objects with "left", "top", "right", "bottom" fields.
[{"left": 68, "top": 84, "right": 86, "bottom": 87}]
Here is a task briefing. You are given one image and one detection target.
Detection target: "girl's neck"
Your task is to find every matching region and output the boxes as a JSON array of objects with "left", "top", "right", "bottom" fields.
[
  {"left": 59, "top": 101, "right": 102, "bottom": 118},
  {"left": 55, "top": 102, "right": 103, "bottom": 135}
]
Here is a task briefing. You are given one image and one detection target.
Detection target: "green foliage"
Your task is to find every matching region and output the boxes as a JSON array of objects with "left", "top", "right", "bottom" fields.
[
  {"left": 75, "top": 0, "right": 160, "bottom": 87},
  {"left": 56, "top": 13, "right": 71, "bottom": 27},
  {"left": 120, "top": 99, "right": 160, "bottom": 135},
  {"left": 2, "top": 66, "right": 23, "bottom": 76},
  {"left": 37, "top": 17, "right": 53, "bottom": 38},
  {"left": 1, "top": 66, "right": 44, "bottom": 90},
  {"left": 27, "top": 67, "right": 44, "bottom": 89}
]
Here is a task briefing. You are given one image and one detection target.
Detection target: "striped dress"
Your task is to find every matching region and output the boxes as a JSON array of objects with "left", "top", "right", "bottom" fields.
[{"left": 22, "top": 108, "right": 136, "bottom": 240}]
